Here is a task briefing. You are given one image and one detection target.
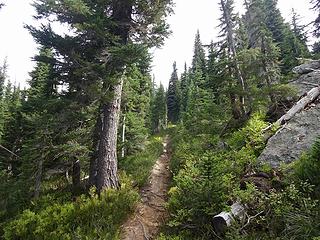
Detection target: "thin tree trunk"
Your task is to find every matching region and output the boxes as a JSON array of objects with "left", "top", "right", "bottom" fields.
[
  {"left": 230, "top": 92, "right": 242, "bottom": 120},
  {"left": 96, "top": 77, "right": 124, "bottom": 191},
  {"left": 34, "top": 158, "right": 43, "bottom": 199},
  {"left": 261, "top": 36, "right": 277, "bottom": 103},
  {"left": 220, "top": 0, "right": 248, "bottom": 114},
  {"left": 121, "top": 115, "right": 126, "bottom": 158},
  {"left": 72, "top": 158, "right": 81, "bottom": 194}
]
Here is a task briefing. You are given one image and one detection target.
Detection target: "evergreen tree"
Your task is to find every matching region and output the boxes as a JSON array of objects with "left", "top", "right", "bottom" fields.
[
  {"left": 0, "top": 60, "right": 8, "bottom": 142},
  {"left": 311, "top": 0, "right": 320, "bottom": 37},
  {"left": 218, "top": 0, "right": 248, "bottom": 119},
  {"left": 167, "top": 62, "right": 180, "bottom": 123},
  {"left": 151, "top": 83, "right": 167, "bottom": 133},
  {"left": 313, "top": 41, "right": 320, "bottom": 58},
  {"left": 207, "top": 42, "right": 223, "bottom": 103},
  {"left": 121, "top": 62, "right": 152, "bottom": 156},
  {"left": 180, "top": 63, "right": 189, "bottom": 113},
  {"left": 244, "top": 0, "right": 280, "bottom": 102},
  {"left": 29, "top": 0, "right": 173, "bottom": 192},
  {"left": 192, "top": 30, "right": 207, "bottom": 81},
  {"left": 0, "top": 59, "right": 7, "bottom": 99},
  {"left": 291, "top": 9, "right": 308, "bottom": 44}
]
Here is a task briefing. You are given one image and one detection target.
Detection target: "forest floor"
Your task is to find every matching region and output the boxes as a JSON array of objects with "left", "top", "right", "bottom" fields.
[{"left": 120, "top": 136, "right": 172, "bottom": 240}]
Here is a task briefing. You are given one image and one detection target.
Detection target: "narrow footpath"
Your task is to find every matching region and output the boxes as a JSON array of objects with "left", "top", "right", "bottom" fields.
[{"left": 120, "top": 136, "right": 171, "bottom": 240}]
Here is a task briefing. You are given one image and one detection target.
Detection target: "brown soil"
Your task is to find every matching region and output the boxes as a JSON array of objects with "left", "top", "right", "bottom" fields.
[{"left": 120, "top": 136, "right": 171, "bottom": 240}]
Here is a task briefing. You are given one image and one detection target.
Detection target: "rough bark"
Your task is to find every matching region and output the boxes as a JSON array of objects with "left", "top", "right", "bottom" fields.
[
  {"left": 96, "top": 78, "right": 124, "bottom": 191},
  {"left": 94, "top": 0, "right": 132, "bottom": 192}
]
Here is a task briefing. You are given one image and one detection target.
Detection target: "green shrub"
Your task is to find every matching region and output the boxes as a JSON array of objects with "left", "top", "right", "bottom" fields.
[
  {"left": 294, "top": 138, "right": 320, "bottom": 197},
  {"left": 119, "top": 135, "right": 163, "bottom": 187},
  {"left": 3, "top": 176, "right": 139, "bottom": 240}
]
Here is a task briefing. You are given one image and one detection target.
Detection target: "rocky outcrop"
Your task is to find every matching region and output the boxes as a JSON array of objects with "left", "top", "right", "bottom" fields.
[
  {"left": 292, "top": 60, "right": 320, "bottom": 75},
  {"left": 258, "top": 61, "right": 320, "bottom": 168}
]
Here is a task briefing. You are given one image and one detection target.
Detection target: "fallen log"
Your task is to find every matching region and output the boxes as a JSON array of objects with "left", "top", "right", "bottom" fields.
[
  {"left": 276, "top": 86, "right": 320, "bottom": 125},
  {"left": 212, "top": 202, "right": 245, "bottom": 234},
  {"left": 213, "top": 87, "right": 320, "bottom": 233},
  {"left": 263, "top": 85, "right": 320, "bottom": 133}
]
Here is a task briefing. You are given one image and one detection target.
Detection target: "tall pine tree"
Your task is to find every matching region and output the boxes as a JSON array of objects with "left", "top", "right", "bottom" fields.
[
  {"left": 29, "top": 0, "right": 173, "bottom": 192},
  {"left": 167, "top": 62, "right": 180, "bottom": 123}
]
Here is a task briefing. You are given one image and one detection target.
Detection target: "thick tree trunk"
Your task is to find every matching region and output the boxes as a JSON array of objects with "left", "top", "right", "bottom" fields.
[
  {"left": 94, "top": 0, "right": 132, "bottom": 192},
  {"left": 96, "top": 78, "right": 124, "bottom": 191}
]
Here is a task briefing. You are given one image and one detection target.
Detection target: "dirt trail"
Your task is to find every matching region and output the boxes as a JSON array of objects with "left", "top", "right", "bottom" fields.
[{"left": 120, "top": 136, "right": 171, "bottom": 240}]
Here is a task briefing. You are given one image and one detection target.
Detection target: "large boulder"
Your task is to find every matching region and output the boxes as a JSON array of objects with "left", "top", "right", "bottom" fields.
[
  {"left": 292, "top": 60, "right": 320, "bottom": 75},
  {"left": 258, "top": 64, "right": 320, "bottom": 168},
  {"left": 258, "top": 102, "right": 320, "bottom": 167}
]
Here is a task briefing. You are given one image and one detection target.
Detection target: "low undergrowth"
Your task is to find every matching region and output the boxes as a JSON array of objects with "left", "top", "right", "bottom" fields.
[
  {"left": 2, "top": 135, "right": 164, "bottom": 239},
  {"left": 159, "top": 115, "right": 320, "bottom": 240}
]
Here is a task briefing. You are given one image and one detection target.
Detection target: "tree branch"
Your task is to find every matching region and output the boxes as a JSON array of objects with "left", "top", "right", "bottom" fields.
[{"left": 0, "top": 144, "right": 19, "bottom": 158}]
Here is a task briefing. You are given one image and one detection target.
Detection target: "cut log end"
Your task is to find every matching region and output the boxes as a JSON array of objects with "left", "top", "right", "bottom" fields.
[{"left": 212, "top": 214, "right": 230, "bottom": 234}]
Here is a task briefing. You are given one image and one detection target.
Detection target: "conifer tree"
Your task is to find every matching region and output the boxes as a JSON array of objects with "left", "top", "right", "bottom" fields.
[
  {"left": 207, "top": 42, "right": 223, "bottom": 102},
  {"left": 121, "top": 62, "right": 152, "bottom": 156},
  {"left": 313, "top": 41, "right": 320, "bottom": 58},
  {"left": 244, "top": 0, "right": 280, "bottom": 102},
  {"left": 311, "top": 0, "right": 320, "bottom": 37},
  {"left": 167, "top": 62, "right": 180, "bottom": 123},
  {"left": 29, "top": 0, "right": 173, "bottom": 192},
  {"left": 291, "top": 9, "right": 308, "bottom": 44},
  {"left": 192, "top": 30, "right": 207, "bottom": 81},
  {"left": 218, "top": 0, "right": 248, "bottom": 119},
  {"left": 151, "top": 84, "right": 167, "bottom": 132},
  {"left": 180, "top": 63, "right": 189, "bottom": 113},
  {"left": 0, "top": 59, "right": 7, "bottom": 100}
]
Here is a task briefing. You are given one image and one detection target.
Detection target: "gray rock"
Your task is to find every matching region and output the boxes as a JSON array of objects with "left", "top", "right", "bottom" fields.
[
  {"left": 292, "top": 60, "right": 320, "bottom": 75},
  {"left": 290, "top": 71, "right": 320, "bottom": 96},
  {"left": 258, "top": 70, "right": 320, "bottom": 168},
  {"left": 258, "top": 104, "right": 320, "bottom": 168}
]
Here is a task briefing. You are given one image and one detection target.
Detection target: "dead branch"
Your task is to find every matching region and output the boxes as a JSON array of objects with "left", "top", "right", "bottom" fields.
[{"left": 0, "top": 144, "right": 19, "bottom": 158}]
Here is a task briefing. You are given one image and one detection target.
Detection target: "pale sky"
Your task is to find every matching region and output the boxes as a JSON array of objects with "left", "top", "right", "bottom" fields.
[{"left": 0, "top": 0, "right": 317, "bottom": 88}]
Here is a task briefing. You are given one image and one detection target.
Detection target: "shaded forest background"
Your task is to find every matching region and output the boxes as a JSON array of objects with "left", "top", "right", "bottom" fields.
[{"left": 0, "top": 0, "right": 320, "bottom": 239}]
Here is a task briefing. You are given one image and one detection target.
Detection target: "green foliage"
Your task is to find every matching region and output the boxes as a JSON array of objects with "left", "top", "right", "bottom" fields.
[
  {"left": 119, "top": 135, "right": 164, "bottom": 187},
  {"left": 167, "top": 62, "right": 181, "bottom": 123},
  {"left": 162, "top": 116, "right": 266, "bottom": 238},
  {"left": 294, "top": 138, "right": 320, "bottom": 197},
  {"left": 3, "top": 177, "right": 139, "bottom": 240},
  {"left": 151, "top": 83, "right": 167, "bottom": 133},
  {"left": 312, "top": 0, "right": 320, "bottom": 37},
  {"left": 121, "top": 63, "right": 153, "bottom": 155},
  {"left": 226, "top": 182, "right": 320, "bottom": 240}
]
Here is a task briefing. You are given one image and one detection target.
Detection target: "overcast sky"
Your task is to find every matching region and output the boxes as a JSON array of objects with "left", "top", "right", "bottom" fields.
[{"left": 0, "top": 0, "right": 317, "bottom": 88}]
